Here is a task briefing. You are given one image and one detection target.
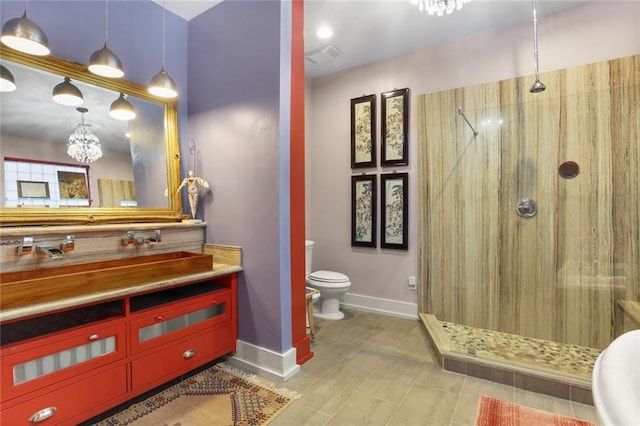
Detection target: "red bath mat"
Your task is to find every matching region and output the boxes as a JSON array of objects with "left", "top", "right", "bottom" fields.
[{"left": 475, "top": 394, "right": 597, "bottom": 426}]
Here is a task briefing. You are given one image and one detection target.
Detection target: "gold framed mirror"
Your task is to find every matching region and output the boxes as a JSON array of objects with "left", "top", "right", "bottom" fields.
[{"left": 0, "top": 48, "right": 183, "bottom": 225}]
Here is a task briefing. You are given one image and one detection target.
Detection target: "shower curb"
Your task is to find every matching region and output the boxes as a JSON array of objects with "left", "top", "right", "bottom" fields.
[{"left": 420, "top": 313, "right": 594, "bottom": 406}]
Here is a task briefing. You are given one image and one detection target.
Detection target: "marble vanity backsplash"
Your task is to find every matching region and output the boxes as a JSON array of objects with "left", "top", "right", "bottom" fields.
[{"left": 0, "top": 222, "right": 206, "bottom": 273}]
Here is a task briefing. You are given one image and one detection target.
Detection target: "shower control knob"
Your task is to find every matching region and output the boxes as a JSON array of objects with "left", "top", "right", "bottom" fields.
[{"left": 516, "top": 198, "right": 537, "bottom": 218}]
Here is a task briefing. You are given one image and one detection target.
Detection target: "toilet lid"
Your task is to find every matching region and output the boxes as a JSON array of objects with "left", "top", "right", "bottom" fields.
[{"left": 307, "top": 270, "right": 350, "bottom": 283}]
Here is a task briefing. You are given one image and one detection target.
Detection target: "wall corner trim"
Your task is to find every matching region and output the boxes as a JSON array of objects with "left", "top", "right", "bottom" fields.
[{"left": 229, "top": 340, "right": 300, "bottom": 382}]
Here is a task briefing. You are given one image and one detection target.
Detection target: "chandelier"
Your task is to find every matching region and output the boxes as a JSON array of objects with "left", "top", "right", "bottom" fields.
[
  {"left": 410, "top": 0, "right": 471, "bottom": 16},
  {"left": 67, "top": 107, "right": 102, "bottom": 163}
]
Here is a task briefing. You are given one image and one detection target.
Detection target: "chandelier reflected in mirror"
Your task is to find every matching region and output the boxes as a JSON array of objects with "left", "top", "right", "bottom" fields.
[
  {"left": 67, "top": 107, "right": 102, "bottom": 163},
  {"left": 410, "top": 0, "right": 471, "bottom": 15}
]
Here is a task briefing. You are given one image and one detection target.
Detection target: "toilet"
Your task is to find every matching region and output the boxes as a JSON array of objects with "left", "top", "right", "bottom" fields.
[{"left": 305, "top": 240, "right": 351, "bottom": 320}]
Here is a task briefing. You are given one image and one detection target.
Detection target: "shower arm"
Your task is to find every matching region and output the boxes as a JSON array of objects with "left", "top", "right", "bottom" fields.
[{"left": 457, "top": 106, "right": 479, "bottom": 137}]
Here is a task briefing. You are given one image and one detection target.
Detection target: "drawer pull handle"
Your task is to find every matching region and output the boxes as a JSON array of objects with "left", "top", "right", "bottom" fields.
[
  {"left": 155, "top": 316, "right": 164, "bottom": 321},
  {"left": 88, "top": 334, "right": 99, "bottom": 341},
  {"left": 183, "top": 349, "right": 197, "bottom": 359},
  {"left": 28, "top": 407, "right": 57, "bottom": 423}
]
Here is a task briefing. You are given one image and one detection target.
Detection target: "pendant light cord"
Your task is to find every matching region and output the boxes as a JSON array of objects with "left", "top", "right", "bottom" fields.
[
  {"left": 162, "top": 0, "right": 166, "bottom": 68},
  {"left": 105, "top": 0, "right": 109, "bottom": 44}
]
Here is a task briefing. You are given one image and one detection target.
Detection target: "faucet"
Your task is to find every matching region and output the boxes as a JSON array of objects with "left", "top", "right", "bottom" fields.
[
  {"left": 121, "top": 231, "right": 135, "bottom": 245},
  {"left": 122, "top": 230, "right": 161, "bottom": 246},
  {"left": 16, "top": 237, "right": 34, "bottom": 255},
  {"left": 38, "top": 245, "right": 64, "bottom": 259},
  {"left": 37, "top": 236, "right": 74, "bottom": 259},
  {"left": 136, "top": 230, "right": 162, "bottom": 245}
]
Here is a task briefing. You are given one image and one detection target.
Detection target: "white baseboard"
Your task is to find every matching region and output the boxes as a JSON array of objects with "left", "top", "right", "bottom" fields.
[
  {"left": 229, "top": 340, "right": 300, "bottom": 382},
  {"left": 340, "top": 292, "right": 418, "bottom": 320}
]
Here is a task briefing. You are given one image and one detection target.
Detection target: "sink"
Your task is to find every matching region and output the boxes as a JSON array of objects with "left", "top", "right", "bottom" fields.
[
  {"left": 0, "top": 251, "right": 213, "bottom": 310},
  {"left": 592, "top": 329, "right": 640, "bottom": 426}
]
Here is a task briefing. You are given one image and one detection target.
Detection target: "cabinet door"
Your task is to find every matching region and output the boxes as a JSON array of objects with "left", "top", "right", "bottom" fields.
[
  {"left": 131, "top": 324, "right": 233, "bottom": 392},
  {"left": 1, "top": 323, "right": 126, "bottom": 402},
  {"left": 0, "top": 364, "right": 127, "bottom": 426},
  {"left": 130, "top": 290, "right": 231, "bottom": 355}
]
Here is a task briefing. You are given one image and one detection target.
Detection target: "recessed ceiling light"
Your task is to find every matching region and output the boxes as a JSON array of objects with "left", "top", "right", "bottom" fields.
[{"left": 316, "top": 27, "right": 333, "bottom": 39}]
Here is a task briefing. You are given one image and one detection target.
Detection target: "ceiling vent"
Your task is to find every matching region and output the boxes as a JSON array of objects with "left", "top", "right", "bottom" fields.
[{"left": 304, "top": 44, "right": 343, "bottom": 64}]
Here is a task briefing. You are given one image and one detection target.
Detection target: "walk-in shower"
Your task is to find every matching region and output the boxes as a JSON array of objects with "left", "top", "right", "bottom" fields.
[{"left": 416, "top": 54, "right": 639, "bottom": 400}]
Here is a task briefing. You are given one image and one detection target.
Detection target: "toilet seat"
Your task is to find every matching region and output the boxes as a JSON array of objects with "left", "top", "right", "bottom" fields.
[{"left": 307, "top": 270, "right": 350, "bottom": 287}]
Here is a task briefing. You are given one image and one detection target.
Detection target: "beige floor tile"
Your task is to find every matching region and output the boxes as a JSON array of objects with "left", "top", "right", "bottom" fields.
[
  {"left": 572, "top": 401, "right": 599, "bottom": 424},
  {"left": 280, "top": 370, "right": 322, "bottom": 393},
  {"left": 393, "top": 325, "right": 438, "bottom": 364},
  {"left": 413, "top": 363, "right": 466, "bottom": 394},
  {"left": 270, "top": 399, "right": 331, "bottom": 426},
  {"left": 336, "top": 346, "right": 390, "bottom": 378},
  {"left": 326, "top": 391, "right": 398, "bottom": 426},
  {"left": 514, "top": 387, "right": 575, "bottom": 417},
  {"left": 295, "top": 365, "right": 367, "bottom": 416},
  {"left": 388, "top": 383, "right": 459, "bottom": 426},
  {"left": 356, "top": 356, "right": 423, "bottom": 404},
  {"left": 451, "top": 375, "right": 516, "bottom": 425},
  {"left": 302, "top": 341, "right": 350, "bottom": 377}
]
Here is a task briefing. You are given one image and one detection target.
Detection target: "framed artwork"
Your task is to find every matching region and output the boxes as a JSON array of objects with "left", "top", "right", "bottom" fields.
[
  {"left": 17, "top": 180, "right": 50, "bottom": 198},
  {"left": 350, "top": 94, "right": 376, "bottom": 168},
  {"left": 381, "top": 172, "right": 408, "bottom": 250},
  {"left": 57, "top": 171, "right": 89, "bottom": 199},
  {"left": 381, "top": 88, "right": 409, "bottom": 166},
  {"left": 351, "top": 174, "right": 377, "bottom": 247}
]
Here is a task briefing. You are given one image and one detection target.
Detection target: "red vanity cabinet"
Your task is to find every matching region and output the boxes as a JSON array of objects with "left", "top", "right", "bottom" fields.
[
  {"left": 128, "top": 283, "right": 235, "bottom": 393},
  {"left": 0, "top": 321, "right": 127, "bottom": 402},
  {"left": 0, "top": 271, "right": 238, "bottom": 425},
  {"left": 0, "top": 364, "right": 128, "bottom": 426}
]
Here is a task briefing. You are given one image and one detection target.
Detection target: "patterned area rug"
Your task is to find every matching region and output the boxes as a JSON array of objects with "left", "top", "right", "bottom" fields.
[
  {"left": 475, "top": 395, "right": 597, "bottom": 426},
  {"left": 92, "top": 363, "right": 299, "bottom": 426}
]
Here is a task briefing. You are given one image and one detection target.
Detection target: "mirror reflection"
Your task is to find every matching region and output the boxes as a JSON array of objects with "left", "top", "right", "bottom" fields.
[
  {"left": 1, "top": 59, "right": 167, "bottom": 209},
  {"left": 0, "top": 49, "right": 182, "bottom": 225}
]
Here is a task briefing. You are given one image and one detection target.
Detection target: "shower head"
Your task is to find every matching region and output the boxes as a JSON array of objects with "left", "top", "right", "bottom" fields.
[
  {"left": 529, "top": 0, "right": 546, "bottom": 93},
  {"left": 529, "top": 79, "right": 546, "bottom": 93}
]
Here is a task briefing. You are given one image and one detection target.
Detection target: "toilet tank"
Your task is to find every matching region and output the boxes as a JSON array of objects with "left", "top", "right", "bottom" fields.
[{"left": 305, "top": 240, "right": 314, "bottom": 276}]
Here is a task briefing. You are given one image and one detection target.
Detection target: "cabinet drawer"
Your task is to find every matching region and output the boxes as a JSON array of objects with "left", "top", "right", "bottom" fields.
[
  {"left": 0, "top": 363, "right": 127, "bottom": 426},
  {"left": 131, "top": 323, "right": 233, "bottom": 392},
  {"left": 130, "top": 290, "right": 231, "bottom": 355},
  {"left": 1, "top": 323, "right": 126, "bottom": 402}
]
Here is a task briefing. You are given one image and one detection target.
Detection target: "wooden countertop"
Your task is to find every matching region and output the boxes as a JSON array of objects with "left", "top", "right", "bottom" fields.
[{"left": 0, "top": 263, "right": 242, "bottom": 323}]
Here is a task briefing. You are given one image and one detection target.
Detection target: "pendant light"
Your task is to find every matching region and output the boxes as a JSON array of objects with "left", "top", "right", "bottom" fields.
[
  {"left": 148, "top": 0, "right": 177, "bottom": 98},
  {"left": 110, "top": 92, "right": 136, "bottom": 120},
  {"left": 1, "top": 0, "right": 50, "bottom": 56},
  {"left": 0, "top": 65, "right": 17, "bottom": 92},
  {"left": 88, "top": 0, "right": 124, "bottom": 78},
  {"left": 52, "top": 77, "right": 84, "bottom": 106}
]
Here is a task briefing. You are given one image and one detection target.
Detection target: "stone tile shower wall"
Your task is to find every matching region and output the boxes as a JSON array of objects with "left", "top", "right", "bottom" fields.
[{"left": 417, "top": 55, "right": 639, "bottom": 350}]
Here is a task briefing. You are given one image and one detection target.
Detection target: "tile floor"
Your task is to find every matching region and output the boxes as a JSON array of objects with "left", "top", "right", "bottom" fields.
[{"left": 267, "top": 308, "right": 600, "bottom": 426}]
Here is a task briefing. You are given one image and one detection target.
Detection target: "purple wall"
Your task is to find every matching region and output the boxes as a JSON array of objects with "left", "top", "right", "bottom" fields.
[
  {"left": 2, "top": 0, "right": 294, "bottom": 355},
  {"left": 187, "top": 0, "right": 290, "bottom": 353}
]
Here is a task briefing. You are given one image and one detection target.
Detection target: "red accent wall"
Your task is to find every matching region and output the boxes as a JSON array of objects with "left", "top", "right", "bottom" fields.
[{"left": 290, "top": 0, "right": 312, "bottom": 364}]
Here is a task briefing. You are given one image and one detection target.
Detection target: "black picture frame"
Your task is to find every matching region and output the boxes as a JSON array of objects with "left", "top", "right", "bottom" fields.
[
  {"left": 381, "top": 172, "right": 408, "bottom": 250},
  {"left": 350, "top": 94, "right": 376, "bottom": 168},
  {"left": 351, "top": 174, "right": 377, "bottom": 247},
  {"left": 381, "top": 88, "right": 409, "bottom": 166}
]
